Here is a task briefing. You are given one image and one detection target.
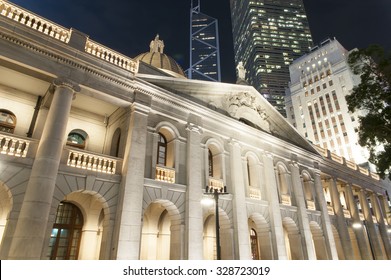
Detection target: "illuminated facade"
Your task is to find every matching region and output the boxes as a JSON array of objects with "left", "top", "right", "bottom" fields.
[
  {"left": 229, "top": 0, "right": 313, "bottom": 116},
  {"left": 187, "top": 0, "right": 221, "bottom": 82},
  {"left": 0, "top": 1, "right": 391, "bottom": 260},
  {"left": 285, "top": 38, "right": 369, "bottom": 166}
]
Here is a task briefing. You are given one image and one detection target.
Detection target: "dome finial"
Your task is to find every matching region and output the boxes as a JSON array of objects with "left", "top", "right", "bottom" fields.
[{"left": 149, "top": 34, "right": 165, "bottom": 54}]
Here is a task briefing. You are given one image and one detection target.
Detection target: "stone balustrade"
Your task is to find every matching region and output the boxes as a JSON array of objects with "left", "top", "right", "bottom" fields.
[
  {"left": 155, "top": 165, "right": 175, "bottom": 183},
  {"left": 208, "top": 177, "right": 224, "bottom": 191},
  {"left": 85, "top": 39, "right": 138, "bottom": 73},
  {"left": 343, "top": 208, "right": 351, "bottom": 218},
  {"left": 281, "top": 194, "right": 291, "bottom": 206},
  {"left": 0, "top": 132, "right": 30, "bottom": 157},
  {"left": 67, "top": 149, "right": 117, "bottom": 174},
  {"left": 249, "top": 186, "right": 261, "bottom": 199},
  {"left": 0, "top": 1, "right": 138, "bottom": 74},
  {"left": 0, "top": 0, "right": 70, "bottom": 42}
]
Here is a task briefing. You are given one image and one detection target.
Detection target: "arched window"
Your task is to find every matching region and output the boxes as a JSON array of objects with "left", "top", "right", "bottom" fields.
[
  {"left": 250, "top": 228, "right": 259, "bottom": 260},
  {"left": 47, "top": 202, "right": 83, "bottom": 260},
  {"left": 0, "top": 109, "right": 16, "bottom": 133},
  {"left": 110, "top": 128, "right": 121, "bottom": 157},
  {"left": 157, "top": 133, "right": 167, "bottom": 165},
  {"left": 208, "top": 149, "right": 213, "bottom": 177},
  {"left": 66, "top": 129, "right": 87, "bottom": 149}
]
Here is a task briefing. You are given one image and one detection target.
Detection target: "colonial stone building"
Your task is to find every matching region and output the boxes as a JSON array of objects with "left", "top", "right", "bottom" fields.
[{"left": 0, "top": 1, "right": 390, "bottom": 260}]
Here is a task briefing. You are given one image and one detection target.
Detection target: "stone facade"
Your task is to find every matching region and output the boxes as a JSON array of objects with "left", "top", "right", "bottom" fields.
[{"left": 0, "top": 1, "right": 390, "bottom": 260}]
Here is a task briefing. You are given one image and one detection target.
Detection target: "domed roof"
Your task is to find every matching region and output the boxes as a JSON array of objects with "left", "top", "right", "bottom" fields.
[{"left": 134, "top": 35, "right": 186, "bottom": 78}]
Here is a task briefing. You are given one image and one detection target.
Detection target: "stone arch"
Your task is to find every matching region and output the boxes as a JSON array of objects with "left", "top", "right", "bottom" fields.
[
  {"left": 331, "top": 224, "right": 345, "bottom": 259},
  {"left": 204, "top": 137, "right": 225, "bottom": 182},
  {"left": 152, "top": 122, "right": 181, "bottom": 182},
  {"left": 140, "top": 199, "right": 182, "bottom": 260},
  {"left": 203, "top": 204, "right": 233, "bottom": 260},
  {"left": 248, "top": 212, "right": 273, "bottom": 259},
  {"left": 275, "top": 161, "right": 292, "bottom": 205},
  {"left": 48, "top": 190, "right": 112, "bottom": 260},
  {"left": 282, "top": 216, "right": 304, "bottom": 260},
  {"left": 243, "top": 151, "right": 262, "bottom": 199},
  {"left": 309, "top": 221, "right": 328, "bottom": 259},
  {"left": 301, "top": 169, "right": 316, "bottom": 210}
]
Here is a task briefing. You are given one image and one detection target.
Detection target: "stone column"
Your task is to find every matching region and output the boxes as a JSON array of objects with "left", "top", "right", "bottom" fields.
[
  {"left": 289, "top": 161, "right": 316, "bottom": 259},
  {"left": 229, "top": 139, "right": 251, "bottom": 259},
  {"left": 185, "top": 115, "right": 204, "bottom": 259},
  {"left": 261, "top": 152, "right": 287, "bottom": 259},
  {"left": 328, "top": 178, "right": 353, "bottom": 259},
  {"left": 358, "top": 190, "right": 384, "bottom": 259},
  {"left": 344, "top": 184, "right": 372, "bottom": 259},
  {"left": 8, "top": 78, "right": 79, "bottom": 259},
  {"left": 312, "top": 170, "right": 338, "bottom": 259},
  {"left": 113, "top": 93, "right": 151, "bottom": 260},
  {"left": 370, "top": 193, "right": 391, "bottom": 259}
]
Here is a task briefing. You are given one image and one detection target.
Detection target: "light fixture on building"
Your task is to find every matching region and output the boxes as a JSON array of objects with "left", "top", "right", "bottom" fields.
[{"left": 204, "top": 184, "right": 228, "bottom": 260}]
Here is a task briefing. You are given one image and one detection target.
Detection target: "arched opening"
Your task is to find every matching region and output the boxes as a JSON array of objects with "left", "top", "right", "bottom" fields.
[
  {"left": 302, "top": 172, "right": 316, "bottom": 210},
  {"left": 248, "top": 215, "right": 273, "bottom": 259},
  {"left": 246, "top": 154, "right": 261, "bottom": 199},
  {"left": 276, "top": 164, "right": 292, "bottom": 206},
  {"left": 309, "top": 221, "right": 328, "bottom": 259},
  {"left": 250, "top": 228, "right": 259, "bottom": 259},
  {"left": 47, "top": 202, "right": 83, "bottom": 260},
  {"left": 140, "top": 201, "right": 181, "bottom": 260},
  {"left": 332, "top": 225, "right": 345, "bottom": 259},
  {"left": 282, "top": 217, "right": 304, "bottom": 260},
  {"left": 157, "top": 133, "right": 167, "bottom": 166},
  {"left": 66, "top": 129, "right": 88, "bottom": 149},
  {"left": 110, "top": 128, "right": 121, "bottom": 157},
  {"left": 0, "top": 109, "right": 16, "bottom": 133},
  {"left": 203, "top": 209, "right": 233, "bottom": 260}
]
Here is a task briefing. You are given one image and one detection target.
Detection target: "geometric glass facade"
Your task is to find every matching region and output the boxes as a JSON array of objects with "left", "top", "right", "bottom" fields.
[
  {"left": 187, "top": 0, "right": 221, "bottom": 82},
  {"left": 230, "top": 0, "right": 313, "bottom": 116}
]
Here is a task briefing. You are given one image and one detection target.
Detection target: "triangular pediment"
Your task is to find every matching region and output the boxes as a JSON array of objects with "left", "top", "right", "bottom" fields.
[{"left": 137, "top": 74, "right": 319, "bottom": 154}]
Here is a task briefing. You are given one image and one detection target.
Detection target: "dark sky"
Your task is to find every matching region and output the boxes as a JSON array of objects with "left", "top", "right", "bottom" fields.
[{"left": 9, "top": 0, "right": 391, "bottom": 84}]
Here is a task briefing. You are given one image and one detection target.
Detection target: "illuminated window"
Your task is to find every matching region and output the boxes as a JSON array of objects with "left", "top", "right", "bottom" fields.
[
  {"left": 208, "top": 149, "right": 213, "bottom": 177},
  {"left": 67, "top": 129, "right": 87, "bottom": 149},
  {"left": 0, "top": 109, "right": 16, "bottom": 133},
  {"left": 250, "top": 229, "right": 259, "bottom": 260},
  {"left": 157, "top": 133, "right": 167, "bottom": 166},
  {"left": 47, "top": 202, "right": 83, "bottom": 260}
]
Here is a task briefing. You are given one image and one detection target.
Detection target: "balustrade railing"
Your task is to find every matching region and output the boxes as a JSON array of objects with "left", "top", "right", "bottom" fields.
[
  {"left": 249, "top": 186, "right": 261, "bottom": 199},
  {"left": 0, "top": 133, "right": 30, "bottom": 157},
  {"left": 281, "top": 194, "right": 291, "bottom": 206},
  {"left": 67, "top": 149, "right": 117, "bottom": 174},
  {"left": 155, "top": 165, "right": 175, "bottom": 183},
  {"left": 0, "top": 0, "right": 70, "bottom": 42},
  {"left": 85, "top": 40, "right": 138, "bottom": 73}
]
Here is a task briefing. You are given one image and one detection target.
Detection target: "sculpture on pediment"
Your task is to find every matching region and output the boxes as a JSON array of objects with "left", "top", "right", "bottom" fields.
[
  {"left": 236, "top": 61, "right": 246, "bottom": 80},
  {"left": 225, "top": 91, "right": 270, "bottom": 132}
]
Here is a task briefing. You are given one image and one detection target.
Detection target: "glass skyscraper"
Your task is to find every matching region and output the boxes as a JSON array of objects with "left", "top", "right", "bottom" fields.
[
  {"left": 230, "top": 0, "right": 313, "bottom": 116},
  {"left": 187, "top": 0, "right": 221, "bottom": 82}
]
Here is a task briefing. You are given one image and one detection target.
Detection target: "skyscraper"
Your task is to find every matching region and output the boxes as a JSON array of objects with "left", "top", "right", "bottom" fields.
[
  {"left": 285, "top": 38, "right": 370, "bottom": 166},
  {"left": 230, "top": 0, "right": 313, "bottom": 116},
  {"left": 187, "top": 0, "right": 221, "bottom": 82}
]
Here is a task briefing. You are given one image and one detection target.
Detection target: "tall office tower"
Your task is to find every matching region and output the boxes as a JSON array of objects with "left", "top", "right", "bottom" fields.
[
  {"left": 187, "top": 0, "right": 221, "bottom": 82},
  {"left": 230, "top": 0, "right": 313, "bottom": 116},
  {"left": 285, "top": 38, "right": 369, "bottom": 166}
]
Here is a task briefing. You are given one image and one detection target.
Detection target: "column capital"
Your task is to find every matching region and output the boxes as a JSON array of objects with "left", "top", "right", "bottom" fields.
[{"left": 53, "top": 77, "right": 81, "bottom": 93}]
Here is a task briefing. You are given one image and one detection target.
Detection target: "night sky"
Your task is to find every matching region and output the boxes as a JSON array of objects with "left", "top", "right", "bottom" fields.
[{"left": 8, "top": 0, "right": 391, "bottom": 84}]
